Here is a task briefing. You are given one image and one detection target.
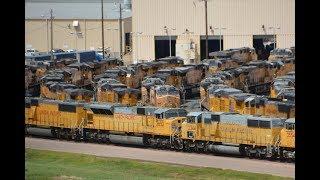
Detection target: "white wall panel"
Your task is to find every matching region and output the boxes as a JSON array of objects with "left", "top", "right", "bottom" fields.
[
  {"left": 224, "top": 35, "right": 252, "bottom": 49},
  {"left": 132, "top": 0, "right": 295, "bottom": 60}
]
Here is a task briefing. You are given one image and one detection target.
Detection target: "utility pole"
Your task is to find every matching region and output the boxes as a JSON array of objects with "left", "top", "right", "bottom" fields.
[
  {"left": 194, "top": 0, "right": 209, "bottom": 60},
  {"left": 46, "top": 18, "right": 49, "bottom": 53},
  {"left": 204, "top": 0, "right": 208, "bottom": 60},
  {"left": 214, "top": 27, "right": 226, "bottom": 51},
  {"left": 164, "top": 26, "right": 176, "bottom": 57},
  {"left": 119, "top": 3, "right": 123, "bottom": 59},
  {"left": 269, "top": 26, "right": 280, "bottom": 50},
  {"left": 50, "top": 9, "right": 54, "bottom": 67},
  {"left": 84, "top": 19, "right": 87, "bottom": 50},
  {"left": 101, "top": 0, "right": 105, "bottom": 59}
]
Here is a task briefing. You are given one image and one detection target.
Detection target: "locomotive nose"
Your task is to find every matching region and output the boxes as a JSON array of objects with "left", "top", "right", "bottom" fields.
[{"left": 166, "top": 96, "right": 179, "bottom": 108}]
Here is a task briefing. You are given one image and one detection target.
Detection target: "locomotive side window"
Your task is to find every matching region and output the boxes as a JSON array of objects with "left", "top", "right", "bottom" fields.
[
  {"left": 286, "top": 123, "right": 295, "bottom": 130},
  {"left": 212, "top": 115, "right": 220, "bottom": 122},
  {"left": 204, "top": 117, "right": 211, "bottom": 124},
  {"left": 272, "top": 119, "right": 284, "bottom": 127},
  {"left": 197, "top": 115, "right": 202, "bottom": 123},
  {"left": 156, "top": 113, "right": 163, "bottom": 119},
  {"left": 87, "top": 114, "right": 93, "bottom": 124},
  {"left": 259, "top": 120, "right": 271, "bottom": 129},
  {"left": 31, "top": 99, "right": 39, "bottom": 106},
  {"left": 90, "top": 108, "right": 113, "bottom": 115},
  {"left": 25, "top": 102, "right": 31, "bottom": 108},
  {"left": 247, "top": 119, "right": 259, "bottom": 127},
  {"left": 58, "top": 103, "right": 76, "bottom": 112},
  {"left": 187, "top": 116, "right": 195, "bottom": 123},
  {"left": 187, "top": 131, "right": 194, "bottom": 138}
]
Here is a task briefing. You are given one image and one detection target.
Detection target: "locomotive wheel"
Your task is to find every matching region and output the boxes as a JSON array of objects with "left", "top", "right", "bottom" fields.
[
  {"left": 74, "top": 131, "right": 81, "bottom": 142},
  {"left": 51, "top": 128, "right": 57, "bottom": 138},
  {"left": 56, "top": 129, "right": 61, "bottom": 139},
  {"left": 25, "top": 127, "right": 28, "bottom": 135}
]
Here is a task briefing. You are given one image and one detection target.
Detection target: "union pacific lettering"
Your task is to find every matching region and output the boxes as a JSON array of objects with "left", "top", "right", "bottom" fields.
[
  {"left": 286, "top": 131, "right": 295, "bottom": 137},
  {"left": 38, "top": 109, "right": 61, "bottom": 117},
  {"left": 114, "top": 113, "right": 136, "bottom": 120},
  {"left": 187, "top": 126, "right": 196, "bottom": 130},
  {"left": 220, "top": 126, "right": 253, "bottom": 134}
]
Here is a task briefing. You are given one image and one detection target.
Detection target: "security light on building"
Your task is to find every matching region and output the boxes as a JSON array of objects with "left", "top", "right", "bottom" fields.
[{"left": 73, "top": 21, "right": 79, "bottom": 27}]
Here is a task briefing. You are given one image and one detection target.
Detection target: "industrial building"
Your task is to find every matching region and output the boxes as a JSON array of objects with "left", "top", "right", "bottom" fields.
[
  {"left": 25, "top": 0, "right": 132, "bottom": 58},
  {"left": 25, "top": 0, "right": 295, "bottom": 63},
  {"left": 132, "top": 0, "right": 295, "bottom": 62}
]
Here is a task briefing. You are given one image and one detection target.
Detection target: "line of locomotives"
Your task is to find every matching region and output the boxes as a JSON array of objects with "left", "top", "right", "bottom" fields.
[
  {"left": 35, "top": 48, "right": 294, "bottom": 112},
  {"left": 25, "top": 97, "right": 295, "bottom": 161}
]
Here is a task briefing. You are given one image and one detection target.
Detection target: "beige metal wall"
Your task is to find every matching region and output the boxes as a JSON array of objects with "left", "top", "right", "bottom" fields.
[
  {"left": 25, "top": 18, "right": 132, "bottom": 53},
  {"left": 132, "top": 0, "right": 295, "bottom": 60}
]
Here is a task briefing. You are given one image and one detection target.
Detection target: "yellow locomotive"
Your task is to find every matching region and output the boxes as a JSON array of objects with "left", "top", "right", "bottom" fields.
[
  {"left": 155, "top": 65, "right": 205, "bottom": 88},
  {"left": 149, "top": 85, "right": 181, "bottom": 108},
  {"left": 25, "top": 98, "right": 294, "bottom": 160},
  {"left": 96, "top": 81, "right": 139, "bottom": 106},
  {"left": 141, "top": 77, "right": 165, "bottom": 105},
  {"left": 270, "top": 71, "right": 295, "bottom": 101},
  {"left": 86, "top": 58, "right": 123, "bottom": 76},
  {"left": 268, "top": 48, "right": 294, "bottom": 61},
  {"left": 181, "top": 112, "right": 287, "bottom": 158},
  {"left": 67, "top": 62, "right": 93, "bottom": 87},
  {"left": 25, "top": 98, "right": 87, "bottom": 139},
  {"left": 203, "top": 58, "right": 241, "bottom": 74},
  {"left": 209, "top": 47, "right": 257, "bottom": 63},
  {"left": 83, "top": 105, "right": 187, "bottom": 148},
  {"left": 99, "top": 67, "right": 141, "bottom": 89},
  {"left": 25, "top": 98, "right": 187, "bottom": 148},
  {"left": 202, "top": 83, "right": 295, "bottom": 119},
  {"left": 279, "top": 118, "right": 295, "bottom": 160}
]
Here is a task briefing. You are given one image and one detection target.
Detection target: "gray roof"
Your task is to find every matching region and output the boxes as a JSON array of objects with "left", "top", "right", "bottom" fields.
[
  {"left": 26, "top": 1, "right": 132, "bottom": 20},
  {"left": 187, "top": 112, "right": 203, "bottom": 117},
  {"left": 154, "top": 108, "right": 170, "bottom": 115},
  {"left": 114, "top": 106, "right": 137, "bottom": 114},
  {"left": 286, "top": 118, "right": 295, "bottom": 124},
  {"left": 85, "top": 103, "right": 115, "bottom": 110},
  {"left": 248, "top": 116, "right": 281, "bottom": 122},
  {"left": 220, "top": 114, "right": 253, "bottom": 125}
]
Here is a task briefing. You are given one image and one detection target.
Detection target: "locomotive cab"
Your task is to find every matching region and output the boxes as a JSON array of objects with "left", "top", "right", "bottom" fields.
[
  {"left": 280, "top": 118, "right": 295, "bottom": 160},
  {"left": 181, "top": 112, "right": 221, "bottom": 141},
  {"left": 152, "top": 108, "right": 187, "bottom": 137}
]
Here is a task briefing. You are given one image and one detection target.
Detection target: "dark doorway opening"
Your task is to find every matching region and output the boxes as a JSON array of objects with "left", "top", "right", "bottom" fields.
[
  {"left": 125, "top": 33, "right": 131, "bottom": 47},
  {"left": 155, "top": 36, "right": 177, "bottom": 59},
  {"left": 200, "top": 36, "right": 221, "bottom": 61},
  {"left": 253, "top": 35, "right": 275, "bottom": 60}
]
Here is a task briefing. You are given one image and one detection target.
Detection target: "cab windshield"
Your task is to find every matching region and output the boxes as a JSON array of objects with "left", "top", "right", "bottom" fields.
[{"left": 186, "top": 116, "right": 195, "bottom": 123}]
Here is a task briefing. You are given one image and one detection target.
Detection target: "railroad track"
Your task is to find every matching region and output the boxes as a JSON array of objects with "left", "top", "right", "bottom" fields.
[{"left": 25, "top": 129, "right": 294, "bottom": 164}]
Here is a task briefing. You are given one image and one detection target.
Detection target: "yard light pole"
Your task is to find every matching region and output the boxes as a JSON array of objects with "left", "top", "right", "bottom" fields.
[
  {"left": 194, "top": 0, "right": 209, "bottom": 59},
  {"left": 164, "top": 26, "right": 176, "bottom": 57},
  {"left": 214, "top": 27, "right": 226, "bottom": 51},
  {"left": 101, "top": 0, "right": 105, "bottom": 59},
  {"left": 113, "top": 1, "right": 130, "bottom": 60},
  {"left": 49, "top": 9, "right": 55, "bottom": 67},
  {"left": 269, "top": 26, "right": 280, "bottom": 49},
  {"left": 41, "top": 14, "right": 49, "bottom": 53}
]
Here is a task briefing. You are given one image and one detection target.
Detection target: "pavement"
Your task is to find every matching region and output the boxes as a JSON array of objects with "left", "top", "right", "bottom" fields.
[{"left": 25, "top": 137, "right": 295, "bottom": 178}]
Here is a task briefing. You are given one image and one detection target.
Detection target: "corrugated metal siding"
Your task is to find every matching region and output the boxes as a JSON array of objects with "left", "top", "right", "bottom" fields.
[
  {"left": 132, "top": 0, "right": 295, "bottom": 59},
  {"left": 224, "top": 35, "right": 252, "bottom": 49},
  {"left": 26, "top": 18, "right": 132, "bottom": 52},
  {"left": 277, "top": 34, "right": 295, "bottom": 48},
  {"left": 132, "top": 35, "right": 155, "bottom": 60},
  {"left": 25, "top": 2, "right": 132, "bottom": 20}
]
